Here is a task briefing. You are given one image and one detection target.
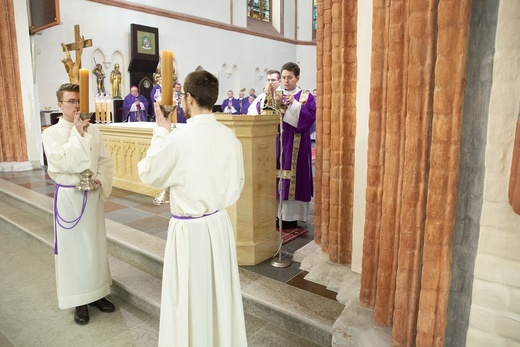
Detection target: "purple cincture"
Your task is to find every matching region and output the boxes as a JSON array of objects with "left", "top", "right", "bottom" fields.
[
  {"left": 53, "top": 184, "right": 88, "bottom": 254},
  {"left": 171, "top": 211, "right": 218, "bottom": 220}
]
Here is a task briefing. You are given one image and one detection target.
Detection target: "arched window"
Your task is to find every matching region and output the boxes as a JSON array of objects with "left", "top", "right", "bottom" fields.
[{"left": 248, "top": 0, "right": 271, "bottom": 22}]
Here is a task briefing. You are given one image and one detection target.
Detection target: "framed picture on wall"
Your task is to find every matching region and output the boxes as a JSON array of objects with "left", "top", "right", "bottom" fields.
[{"left": 131, "top": 24, "right": 159, "bottom": 59}]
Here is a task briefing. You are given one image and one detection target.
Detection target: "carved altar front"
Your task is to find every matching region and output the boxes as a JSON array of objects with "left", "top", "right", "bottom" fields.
[
  {"left": 98, "top": 122, "right": 160, "bottom": 197},
  {"left": 97, "top": 114, "right": 280, "bottom": 265}
]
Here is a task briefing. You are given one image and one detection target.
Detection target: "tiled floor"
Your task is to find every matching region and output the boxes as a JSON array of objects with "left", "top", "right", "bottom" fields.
[{"left": 0, "top": 167, "right": 337, "bottom": 301}]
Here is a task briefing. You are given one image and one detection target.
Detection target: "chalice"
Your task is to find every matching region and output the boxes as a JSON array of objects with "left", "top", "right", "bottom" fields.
[{"left": 274, "top": 90, "right": 288, "bottom": 113}]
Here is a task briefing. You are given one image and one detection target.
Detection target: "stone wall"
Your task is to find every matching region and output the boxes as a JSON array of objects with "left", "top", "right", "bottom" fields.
[
  {"left": 446, "top": 1, "right": 499, "bottom": 345},
  {"left": 466, "top": 1, "right": 520, "bottom": 345}
]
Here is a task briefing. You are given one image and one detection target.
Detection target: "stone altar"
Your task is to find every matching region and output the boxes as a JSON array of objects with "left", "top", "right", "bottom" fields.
[{"left": 97, "top": 114, "right": 281, "bottom": 265}]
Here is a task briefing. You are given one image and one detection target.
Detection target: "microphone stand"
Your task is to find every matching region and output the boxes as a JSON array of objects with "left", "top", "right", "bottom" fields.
[{"left": 264, "top": 102, "right": 292, "bottom": 268}]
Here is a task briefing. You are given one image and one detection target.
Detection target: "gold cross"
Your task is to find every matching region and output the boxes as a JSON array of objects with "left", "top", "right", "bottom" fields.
[
  {"left": 62, "top": 24, "right": 92, "bottom": 64},
  {"left": 61, "top": 24, "right": 92, "bottom": 83}
]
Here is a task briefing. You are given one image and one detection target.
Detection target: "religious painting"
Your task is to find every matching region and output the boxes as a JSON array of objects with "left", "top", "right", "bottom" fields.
[
  {"left": 130, "top": 24, "right": 159, "bottom": 59},
  {"left": 137, "top": 30, "right": 155, "bottom": 55}
]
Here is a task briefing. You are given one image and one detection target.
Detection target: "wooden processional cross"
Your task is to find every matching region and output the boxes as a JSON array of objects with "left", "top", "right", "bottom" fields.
[{"left": 61, "top": 24, "right": 92, "bottom": 84}]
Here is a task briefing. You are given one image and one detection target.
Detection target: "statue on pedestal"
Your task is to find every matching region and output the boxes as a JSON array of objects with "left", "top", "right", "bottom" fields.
[
  {"left": 110, "top": 63, "right": 122, "bottom": 99},
  {"left": 93, "top": 64, "right": 106, "bottom": 94},
  {"left": 153, "top": 66, "right": 161, "bottom": 85}
]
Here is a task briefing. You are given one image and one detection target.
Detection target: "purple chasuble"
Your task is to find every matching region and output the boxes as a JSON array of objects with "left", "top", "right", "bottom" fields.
[
  {"left": 276, "top": 90, "right": 316, "bottom": 202},
  {"left": 123, "top": 93, "right": 149, "bottom": 122}
]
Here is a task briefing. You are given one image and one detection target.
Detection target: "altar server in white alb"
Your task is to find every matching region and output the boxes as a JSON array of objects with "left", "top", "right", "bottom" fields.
[
  {"left": 138, "top": 70, "right": 247, "bottom": 346},
  {"left": 42, "top": 83, "right": 115, "bottom": 325}
]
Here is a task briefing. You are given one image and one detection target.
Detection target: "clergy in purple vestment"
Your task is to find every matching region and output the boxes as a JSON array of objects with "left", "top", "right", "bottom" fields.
[
  {"left": 123, "top": 86, "right": 148, "bottom": 122},
  {"left": 150, "top": 82, "right": 162, "bottom": 120},
  {"left": 276, "top": 62, "right": 316, "bottom": 227},
  {"left": 174, "top": 82, "right": 187, "bottom": 123},
  {"left": 241, "top": 96, "right": 254, "bottom": 115},
  {"left": 220, "top": 90, "right": 240, "bottom": 114}
]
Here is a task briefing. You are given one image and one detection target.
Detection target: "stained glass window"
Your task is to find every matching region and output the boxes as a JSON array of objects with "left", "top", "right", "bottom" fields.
[
  {"left": 248, "top": 0, "right": 271, "bottom": 22},
  {"left": 313, "top": 0, "right": 317, "bottom": 30}
]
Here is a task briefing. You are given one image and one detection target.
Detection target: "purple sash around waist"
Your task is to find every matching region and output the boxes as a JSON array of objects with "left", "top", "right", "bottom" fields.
[
  {"left": 53, "top": 184, "right": 88, "bottom": 254},
  {"left": 171, "top": 210, "right": 218, "bottom": 220}
]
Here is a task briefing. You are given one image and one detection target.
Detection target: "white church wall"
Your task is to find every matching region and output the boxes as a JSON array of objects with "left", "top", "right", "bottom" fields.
[
  {"left": 293, "top": 45, "right": 317, "bottom": 91},
  {"left": 123, "top": 0, "right": 229, "bottom": 25},
  {"left": 232, "top": 1, "right": 248, "bottom": 28},
  {"left": 33, "top": 0, "right": 315, "bottom": 111},
  {"left": 352, "top": 0, "right": 373, "bottom": 274},
  {"left": 467, "top": 1, "right": 520, "bottom": 345},
  {"left": 271, "top": 0, "right": 283, "bottom": 34},
  {"left": 296, "top": 0, "right": 313, "bottom": 41},
  {"left": 283, "top": 0, "right": 296, "bottom": 40}
]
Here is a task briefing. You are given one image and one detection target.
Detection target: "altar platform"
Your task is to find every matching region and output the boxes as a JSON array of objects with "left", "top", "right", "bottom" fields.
[{"left": 97, "top": 114, "right": 281, "bottom": 265}]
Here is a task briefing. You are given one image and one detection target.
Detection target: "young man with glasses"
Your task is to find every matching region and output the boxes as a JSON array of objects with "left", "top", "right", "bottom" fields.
[
  {"left": 138, "top": 70, "right": 247, "bottom": 346},
  {"left": 41, "top": 83, "right": 115, "bottom": 325},
  {"left": 247, "top": 69, "right": 282, "bottom": 114}
]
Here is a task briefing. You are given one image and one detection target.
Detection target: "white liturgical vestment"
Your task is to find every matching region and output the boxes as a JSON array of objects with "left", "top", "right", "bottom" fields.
[
  {"left": 42, "top": 118, "right": 113, "bottom": 309},
  {"left": 138, "top": 114, "right": 247, "bottom": 347}
]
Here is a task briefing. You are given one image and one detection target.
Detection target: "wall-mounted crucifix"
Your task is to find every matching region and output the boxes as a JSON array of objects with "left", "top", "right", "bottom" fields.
[{"left": 61, "top": 24, "right": 92, "bottom": 84}]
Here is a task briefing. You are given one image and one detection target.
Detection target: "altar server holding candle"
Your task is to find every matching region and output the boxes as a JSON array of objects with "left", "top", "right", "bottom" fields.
[
  {"left": 138, "top": 70, "right": 247, "bottom": 346},
  {"left": 42, "top": 82, "right": 115, "bottom": 326}
]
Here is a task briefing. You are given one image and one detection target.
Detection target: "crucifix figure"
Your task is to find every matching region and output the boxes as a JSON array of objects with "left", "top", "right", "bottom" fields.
[{"left": 61, "top": 24, "right": 92, "bottom": 84}]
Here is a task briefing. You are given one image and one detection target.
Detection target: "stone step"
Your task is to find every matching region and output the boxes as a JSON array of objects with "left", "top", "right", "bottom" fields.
[
  {"left": 295, "top": 242, "right": 392, "bottom": 346},
  {"left": 0, "top": 178, "right": 344, "bottom": 346}
]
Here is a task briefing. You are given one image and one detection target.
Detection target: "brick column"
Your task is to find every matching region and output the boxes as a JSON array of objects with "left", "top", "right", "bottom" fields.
[
  {"left": 357, "top": 0, "right": 471, "bottom": 345},
  {"left": 0, "top": 0, "right": 28, "bottom": 162},
  {"left": 314, "top": 0, "right": 358, "bottom": 264}
]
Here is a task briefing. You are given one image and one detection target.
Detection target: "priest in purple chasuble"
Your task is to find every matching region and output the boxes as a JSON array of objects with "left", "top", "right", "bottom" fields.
[
  {"left": 277, "top": 62, "right": 316, "bottom": 226},
  {"left": 220, "top": 90, "right": 240, "bottom": 114},
  {"left": 123, "top": 86, "right": 149, "bottom": 122}
]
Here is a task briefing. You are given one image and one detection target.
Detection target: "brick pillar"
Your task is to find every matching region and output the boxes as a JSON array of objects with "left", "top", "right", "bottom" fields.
[
  {"left": 0, "top": 0, "right": 28, "bottom": 162},
  {"left": 358, "top": 0, "right": 471, "bottom": 345},
  {"left": 417, "top": 1, "right": 471, "bottom": 345},
  {"left": 314, "top": 0, "right": 358, "bottom": 264}
]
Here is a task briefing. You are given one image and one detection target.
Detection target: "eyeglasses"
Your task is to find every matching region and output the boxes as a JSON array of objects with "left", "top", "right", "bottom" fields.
[
  {"left": 267, "top": 79, "right": 279, "bottom": 82},
  {"left": 179, "top": 92, "right": 186, "bottom": 98},
  {"left": 60, "top": 99, "right": 80, "bottom": 105}
]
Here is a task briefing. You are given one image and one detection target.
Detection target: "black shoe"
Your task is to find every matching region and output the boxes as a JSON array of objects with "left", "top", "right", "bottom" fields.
[
  {"left": 74, "top": 305, "right": 89, "bottom": 325},
  {"left": 281, "top": 220, "right": 298, "bottom": 229},
  {"left": 88, "top": 297, "right": 115, "bottom": 313}
]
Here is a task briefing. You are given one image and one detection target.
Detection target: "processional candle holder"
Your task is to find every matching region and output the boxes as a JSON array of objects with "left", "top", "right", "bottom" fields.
[
  {"left": 159, "top": 104, "right": 177, "bottom": 118},
  {"left": 263, "top": 97, "right": 292, "bottom": 269},
  {"left": 76, "top": 112, "right": 100, "bottom": 191}
]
